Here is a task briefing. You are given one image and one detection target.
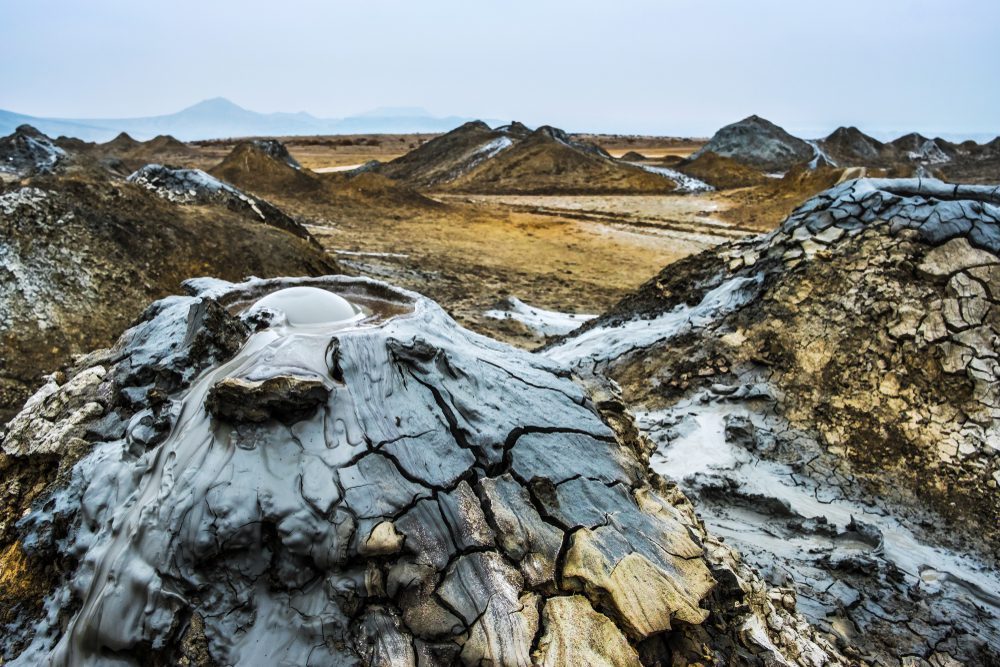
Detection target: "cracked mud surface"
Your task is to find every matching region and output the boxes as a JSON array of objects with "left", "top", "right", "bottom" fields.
[
  {"left": 1, "top": 276, "right": 848, "bottom": 665},
  {"left": 549, "top": 178, "right": 1000, "bottom": 665}
]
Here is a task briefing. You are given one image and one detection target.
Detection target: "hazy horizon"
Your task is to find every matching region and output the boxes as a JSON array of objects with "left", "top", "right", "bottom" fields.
[{"left": 2, "top": 0, "right": 998, "bottom": 138}]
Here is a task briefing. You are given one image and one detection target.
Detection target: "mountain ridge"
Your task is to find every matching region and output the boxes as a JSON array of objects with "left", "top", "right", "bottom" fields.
[{"left": 0, "top": 98, "right": 496, "bottom": 142}]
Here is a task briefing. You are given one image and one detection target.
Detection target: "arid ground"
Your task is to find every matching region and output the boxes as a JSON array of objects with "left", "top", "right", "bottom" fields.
[{"left": 253, "top": 135, "right": 754, "bottom": 347}]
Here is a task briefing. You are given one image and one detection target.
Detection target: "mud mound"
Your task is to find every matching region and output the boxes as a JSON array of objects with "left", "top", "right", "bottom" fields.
[
  {"left": 90, "top": 133, "right": 200, "bottom": 175},
  {"left": 143, "top": 134, "right": 192, "bottom": 154},
  {"left": 533, "top": 125, "right": 612, "bottom": 158},
  {"left": 248, "top": 138, "right": 301, "bottom": 168},
  {"left": 818, "top": 129, "right": 996, "bottom": 181},
  {"left": 103, "top": 131, "right": 141, "bottom": 153},
  {"left": 210, "top": 139, "right": 322, "bottom": 196},
  {"left": 204, "top": 140, "right": 439, "bottom": 224},
  {"left": 818, "top": 126, "right": 885, "bottom": 165},
  {"left": 0, "top": 125, "right": 67, "bottom": 178},
  {"left": 676, "top": 151, "right": 769, "bottom": 189},
  {"left": 890, "top": 133, "right": 954, "bottom": 166},
  {"left": 378, "top": 120, "right": 672, "bottom": 194},
  {"left": 493, "top": 120, "right": 533, "bottom": 137},
  {"left": 0, "top": 175, "right": 336, "bottom": 424},
  {"left": 620, "top": 150, "right": 647, "bottom": 161},
  {"left": 691, "top": 115, "right": 813, "bottom": 171},
  {"left": 127, "top": 163, "right": 313, "bottom": 241},
  {"left": 888, "top": 132, "right": 933, "bottom": 154},
  {"left": 929, "top": 136, "right": 1000, "bottom": 184},
  {"left": 53, "top": 136, "right": 94, "bottom": 154},
  {"left": 938, "top": 153, "right": 1000, "bottom": 185},
  {"left": 378, "top": 120, "right": 523, "bottom": 188},
  {"left": 0, "top": 275, "right": 846, "bottom": 665},
  {"left": 443, "top": 126, "right": 677, "bottom": 195},
  {"left": 100, "top": 132, "right": 193, "bottom": 159},
  {"left": 546, "top": 178, "right": 1000, "bottom": 664}
]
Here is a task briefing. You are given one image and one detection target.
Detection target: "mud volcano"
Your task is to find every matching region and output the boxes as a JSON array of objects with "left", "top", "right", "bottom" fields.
[{"left": 1, "top": 276, "right": 847, "bottom": 665}]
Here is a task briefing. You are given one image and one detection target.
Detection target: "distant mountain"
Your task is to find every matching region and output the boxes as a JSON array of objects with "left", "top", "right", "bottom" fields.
[{"left": 0, "top": 98, "right": 491, "bottom": 141}]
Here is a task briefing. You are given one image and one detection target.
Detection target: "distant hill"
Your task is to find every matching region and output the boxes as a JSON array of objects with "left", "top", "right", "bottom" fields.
[
  {"left": 378, "top": 121, "right": 531, "bottom": 188},
  {"left": 209, "top": 139, "right": 324, "bottom": 196},
  {"left": 691, "top": 115, "right": 814, "bottom": 171},
  {"left": 379, "top": 121, "right": 680, "bottom": 194},
  {"left": 0, "top": 98, "right": 493, "bottom": 142},
  {"left": 689, "top": 115, "right": 999, "bottom": 181}
]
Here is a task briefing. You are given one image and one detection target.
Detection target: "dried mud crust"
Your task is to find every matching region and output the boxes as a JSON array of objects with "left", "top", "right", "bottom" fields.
[
  {"left": 545, "top": 178, "right": 1000, "bottom": 664},
  {"left": 0, "top": 276, "right": 847, "bottom": 666},
  {"left": 570, "top": 178, "right": 1000, "bottom": 553}
]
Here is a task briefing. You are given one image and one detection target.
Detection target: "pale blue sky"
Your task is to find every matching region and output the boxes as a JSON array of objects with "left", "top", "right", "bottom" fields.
[{"left": 1, "top": 0, "right": 998, "bottom": 137}]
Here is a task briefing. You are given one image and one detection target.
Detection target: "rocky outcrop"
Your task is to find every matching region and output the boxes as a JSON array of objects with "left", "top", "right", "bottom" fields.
[
  {"left": 690, "top": 115, "right": 814, "bottom": 172},
  {"left": 205, "top": 373, "right": 330, "bottom": 423},
  {"left": 547, "top": 178, "right": 1000, "bottom": 665},
  {"left": 0, "top": 276, "right": 847, "bottom": 666}
]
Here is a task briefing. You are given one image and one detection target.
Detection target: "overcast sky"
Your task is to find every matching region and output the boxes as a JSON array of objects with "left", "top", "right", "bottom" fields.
[{"left": 2, "top": 0, "right": 998, "bottom": 137}]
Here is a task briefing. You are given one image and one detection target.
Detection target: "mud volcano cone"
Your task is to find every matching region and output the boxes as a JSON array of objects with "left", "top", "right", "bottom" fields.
[{"left": 1, "top": 276, "right": 849, "bottom": 665}]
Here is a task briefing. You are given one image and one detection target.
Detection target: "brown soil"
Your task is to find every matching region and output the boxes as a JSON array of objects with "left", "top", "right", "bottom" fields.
[
  {"left": 717, "top": 165, "right": 846, "bottom": 230},
  {"left": 209, "top": 141, "right": 325, "bottom": 196},
  {"left": 677, "top": 152, "right": 770, "bottom": 189},
  {"left": 265, "top": 188, "right": 694, "bottom": 348}
]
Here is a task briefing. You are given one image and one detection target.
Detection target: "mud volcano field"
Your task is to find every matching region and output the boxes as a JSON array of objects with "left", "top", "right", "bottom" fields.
[{"left": 1, "top": 116, "right": 999, "bottom": 666}]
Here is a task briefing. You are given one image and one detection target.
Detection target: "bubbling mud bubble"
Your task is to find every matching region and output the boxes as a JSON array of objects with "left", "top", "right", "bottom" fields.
[{"left": 249, "top": 286, "right": 359, "bottom": 325}]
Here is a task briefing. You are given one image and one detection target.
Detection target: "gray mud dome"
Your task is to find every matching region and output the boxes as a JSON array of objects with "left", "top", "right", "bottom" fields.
[{"left": 0, "top": 277, "right": 846, "bottom": 665}]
